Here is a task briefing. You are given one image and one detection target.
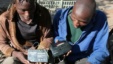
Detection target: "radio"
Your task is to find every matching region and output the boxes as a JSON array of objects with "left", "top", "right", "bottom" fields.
[
  {"left": 50, "top": 41, "right": 71, "bottom": 57},
  {"left": 28, "top": 49, "right": 48, "bottom": 62}
]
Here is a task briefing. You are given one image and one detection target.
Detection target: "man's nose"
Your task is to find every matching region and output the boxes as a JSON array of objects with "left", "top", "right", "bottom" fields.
[{"left": 73, "top": 20, "right": 80, "bottom": 27}]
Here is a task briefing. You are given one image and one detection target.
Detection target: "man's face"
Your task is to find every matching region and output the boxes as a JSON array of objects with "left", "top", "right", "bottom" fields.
[
  {"left": 15, "top": 0, "right": 36, "bottom": 22},
  {"left": 70, "top": 6, "right": 92, "bottom": 28}
]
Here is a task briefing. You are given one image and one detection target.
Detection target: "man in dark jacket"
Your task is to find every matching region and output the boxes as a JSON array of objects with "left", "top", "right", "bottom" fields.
[{"left": 0, "top": 0, "right": 53, "bottom": 64}]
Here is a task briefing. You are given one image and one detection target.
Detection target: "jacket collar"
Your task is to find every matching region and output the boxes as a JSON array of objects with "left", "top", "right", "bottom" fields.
[{"left": 59, "top": 7, "right": 73, "bottom": 24}]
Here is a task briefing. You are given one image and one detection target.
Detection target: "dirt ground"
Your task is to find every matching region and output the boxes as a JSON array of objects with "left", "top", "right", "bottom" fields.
[
  {"left": 96, "top": 0, "right": 113, "bottom": 31},
  {"left": 106, "top": 9, "right": 113, "bottom": 31}
]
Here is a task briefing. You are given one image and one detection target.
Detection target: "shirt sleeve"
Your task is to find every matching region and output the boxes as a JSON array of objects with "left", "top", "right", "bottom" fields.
[
  {"left": 0, "top": 23, "right": 14, "bottom": 56},
  {"left": 87, "top": 11, "right": 109, "bottom": 64},
  {"left": 53, "top": 9, "right": 62, "bottom": 38}
]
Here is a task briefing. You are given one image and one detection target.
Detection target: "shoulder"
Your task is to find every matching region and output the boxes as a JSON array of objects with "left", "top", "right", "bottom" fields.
[
  {"left": 92, "top": 10, "right": 108, "bottom": 28},
  {"left": 55, "top": 8, "right": 67, "bottom": 15},
  {"left": 0, "top": 11, "right": 9, "bottom": 24},
  {"left": 95, "top": 10, "right": 107, "bottom": 20},
  {"left": 54, "top": 7, "right": 73, "bottom": 18},
  {"left": 92, "top": 10, "right": 107, "bottom": 25},
  {"left": 53, "top": 8, "right": 67, "bottom": 20}
]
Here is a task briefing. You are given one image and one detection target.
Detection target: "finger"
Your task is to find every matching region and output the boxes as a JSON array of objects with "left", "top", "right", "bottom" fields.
[
  {"left": 25, "top": 60, "right": 30, "bottom": 64},
  {"left": 23, "top": 60, "right": 30, "bottom": 64},
  {"left": 39, "top": 62, "right": 42, "bottom": 64},
  {"left": 37, "top": 62, "right": 41, "bottom": 64},
  {"left": 63, "top": 55, "right": 66, "bottom": 58},
  {"left": 44, "top": 29, "right": 50, "bottom": 38},
  {"left": 17, "top": 54, "right": 29, "bottom": 64},
  {"left": 66, "top": 50, "right": 71, "bottom": 56},
  {"left": 57, "top": 43, "right": 64, "bottom": 46},
  {"left": 36, "top": 62, "right": 38, "bottom": 64},
  {"left": 45, "top": 48, "right": 49, "bottom": 50},
  {"left": 29, "top": 62, "right": 35, "bottom": 64},
  {"left": 66, "top": 50, "right": 72, "bottom": 56},
  {"left": 23, "top": 51, "right": 28, "bottom": 55},
  {"left": 44, "top": 63, "right": 47, "bottom": 64},
  {"left": 55, "top": 39, "right": 59, "bottom": 43}
]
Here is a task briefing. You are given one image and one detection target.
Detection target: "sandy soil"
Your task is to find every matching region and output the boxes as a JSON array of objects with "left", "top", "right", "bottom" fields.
[{"left": 96, "top": 0, "right": 113, "bottom": 31}]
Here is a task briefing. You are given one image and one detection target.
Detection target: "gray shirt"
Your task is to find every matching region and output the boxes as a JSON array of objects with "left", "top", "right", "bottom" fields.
[{"left": 16, "top": 18, "right": 39, "bottom": 44}]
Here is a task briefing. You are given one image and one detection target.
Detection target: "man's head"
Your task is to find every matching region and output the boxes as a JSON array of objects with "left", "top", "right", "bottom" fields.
[
  {"left": 70, "top": 0, "right": 96, "bottom": 28},
  {"left": 13, "top": 0, "right": 37, "bottom": 23}
]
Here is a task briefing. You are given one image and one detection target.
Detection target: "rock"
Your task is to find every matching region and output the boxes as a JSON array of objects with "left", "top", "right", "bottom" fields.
[{"left": 103, "top": 1, "right": 110, "bottom": 4}]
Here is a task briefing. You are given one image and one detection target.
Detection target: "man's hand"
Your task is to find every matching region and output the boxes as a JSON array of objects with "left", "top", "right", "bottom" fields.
[
  {"left": 37, "top": 27, "right": 53, "bottom": 49},
  {"left": 38, "top": 37, "right": 53, "bottom": 50},
  {"left": 12, "top": 51, "right": 30, "bottom": 64},
  {"left": 65, "top": 50, "right": 72, "bottom": 56},
  {"left": 56, "top": 40, "right": 72, "bottom": 57},
  {"left": 55, "top": 40, "right": 72, "bottom": 61}
]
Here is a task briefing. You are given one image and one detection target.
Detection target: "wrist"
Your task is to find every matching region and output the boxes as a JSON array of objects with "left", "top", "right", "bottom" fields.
[
  {"left": 11, "top": 50, "right": 16, "bottom": 57},
  {"left": 12, "top": 51, "right": 19, "bottom": 57},
  {"left": 11, "top": 50, "right": 15, "bottom": 56},
  {"left": 37, "top": 44, "right": 45, "bottom": 49}
]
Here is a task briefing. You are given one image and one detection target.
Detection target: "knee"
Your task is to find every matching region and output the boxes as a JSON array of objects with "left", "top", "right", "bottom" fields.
[{"left": 2, "top": 57, "right": 14, "bottom": 64}]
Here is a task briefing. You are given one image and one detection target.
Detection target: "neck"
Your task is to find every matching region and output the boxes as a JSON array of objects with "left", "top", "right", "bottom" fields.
[
  {"left": 18, "top": 15, "right": 33, "bottom": 24},
  {"left": 24, "top": 19, "right": 32, "bottom": 24}
]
